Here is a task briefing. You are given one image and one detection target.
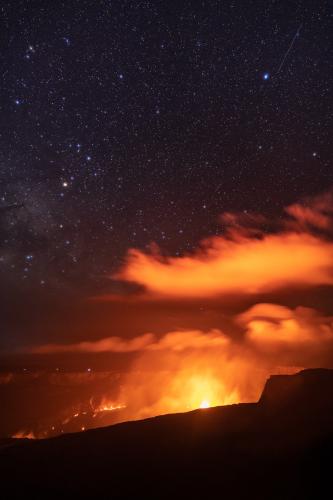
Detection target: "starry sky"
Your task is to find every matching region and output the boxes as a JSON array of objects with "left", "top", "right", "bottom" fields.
[{"left": 1, "top": 0, "right": 333, "bottom": 353}]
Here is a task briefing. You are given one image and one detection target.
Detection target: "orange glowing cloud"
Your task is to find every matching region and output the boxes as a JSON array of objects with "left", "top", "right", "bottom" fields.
[
  {"left": 285, "top": 191, "right": 333, "bottom": 231},
  {"left": 147, "top": 328, "right": 229, "bottom": 351},
  {"left": 239, "top": 303, "right": 333, "bottom": 346},
  {"left": 115, "top": 232, "right": 333, "bottom": 298},
  {"left": 112, "top": 193, "right": 333, "bottom": 299},
  {"left": 30, "top": 329, "right": 229, "bottom": 354},
  {"left": 32, "top": 333, "right": 154, "bottom": 353},
  {"left": 30, "top": 304, "right": 333, "bottom": 357}
]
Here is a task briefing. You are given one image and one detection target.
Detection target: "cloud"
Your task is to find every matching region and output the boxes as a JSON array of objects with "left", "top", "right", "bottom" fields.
[
  {"left": 30, "top": 329, "right": 229, "bottom": 354},
  {"left": 285, "top": 191, "right": 333, "bottom": 231},
  {"left": 111, "top": 192, "right": 333, "bottom": 299},
  {"left": 29, "top": 304, "right": 333, "bottom": 356},
  {"left": 32, "top": 333, "right": 154, "bottom": 354},
  {"left": 147, "top": 329, "right": 229, "bottom": 351},
  {"left": 239, "top": 303, "right": 333, "bottom": 346},
  {"left": 219, "top": 211, "right": 268, "bottom": 238},
  {"left": 114, "top": 233, "right": 333, "bottom": 298}
]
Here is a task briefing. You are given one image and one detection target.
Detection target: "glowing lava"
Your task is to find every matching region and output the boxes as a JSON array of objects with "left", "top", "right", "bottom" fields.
[
  {"left": 199, "top": 400, "right": 210, "bottom": 409},
  {"left": 93, "top": 401, "right": 126, "bottom": 417},
  {"left": 12, "top": 430, "right": 36, "bottom": 439}
]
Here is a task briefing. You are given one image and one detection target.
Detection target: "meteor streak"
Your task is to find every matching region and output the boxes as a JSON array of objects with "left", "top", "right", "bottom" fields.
[{"left": 277, "top": 23, "right": 302, "bottom": 74}]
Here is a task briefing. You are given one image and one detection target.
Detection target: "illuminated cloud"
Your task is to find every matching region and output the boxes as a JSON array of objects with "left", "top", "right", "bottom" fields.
[
  {"left": 219, "top": 211, "right": 267, "bottom": 237},
  {"left": 115, "top": 233, "right": 333, "bottom": 298},
  {"left": 239, "top": 303, "right": 333, "bottom": 346},
  {"left": 113, "top": 192, "right": 333, "bottom": 299},
  {"left": 30, "top": 329, "right": 229, "bottom": 354},
  {"left": 285, "top": 191, "right": 333, "bottom": 231},
  {"left": 32, "top": 333, "right": 154, "bottom": 353},
  {"left": 146, "top": 329, "right": 229, "bottom": 351}
]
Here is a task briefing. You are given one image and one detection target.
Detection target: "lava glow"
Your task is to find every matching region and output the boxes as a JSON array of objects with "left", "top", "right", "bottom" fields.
[
  {"left": 175, "top": 373, "right": 238, "bottom": 411},
  {"left": 12, "top": 430, "right": 36, "bottom": 440},
  {"left": 113, "top": 344, "right": 264, "bottom": 422},
  {"left": 93, "top": 401, "right": 126, "bottom": 417},
  {"left": 199, "top": 400, "right": 210, "bottom": 409}
]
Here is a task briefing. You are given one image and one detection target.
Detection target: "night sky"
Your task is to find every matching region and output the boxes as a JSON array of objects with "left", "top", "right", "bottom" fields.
[{"left": 1, "top": 0, "right": 333, "bottom": 353}]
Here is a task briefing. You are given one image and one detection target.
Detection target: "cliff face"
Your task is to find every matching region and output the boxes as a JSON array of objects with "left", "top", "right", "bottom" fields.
[
  {"left": 1, "top": 368, "right": 333, "bottom": 499},
  {"left": 259, "top": 368, "right": 333, "bottom": 417}
]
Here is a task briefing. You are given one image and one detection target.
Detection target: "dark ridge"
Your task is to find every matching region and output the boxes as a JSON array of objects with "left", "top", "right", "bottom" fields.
[
  {"left": 1, "top": 368, "right": 332, "bottom": 499},
  {"left": 259, "top": 367, "right": 333, "bottom": 408}
]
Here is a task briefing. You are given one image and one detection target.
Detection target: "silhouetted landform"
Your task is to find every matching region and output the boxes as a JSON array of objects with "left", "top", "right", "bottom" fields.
[{"left": 1, "top": 368, "right": 332, "bottom": 499}]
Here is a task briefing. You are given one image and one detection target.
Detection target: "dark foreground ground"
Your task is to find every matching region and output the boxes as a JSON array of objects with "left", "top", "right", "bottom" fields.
[{"left": 1, "top": 368, "right": 333, "bottom": 499}]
